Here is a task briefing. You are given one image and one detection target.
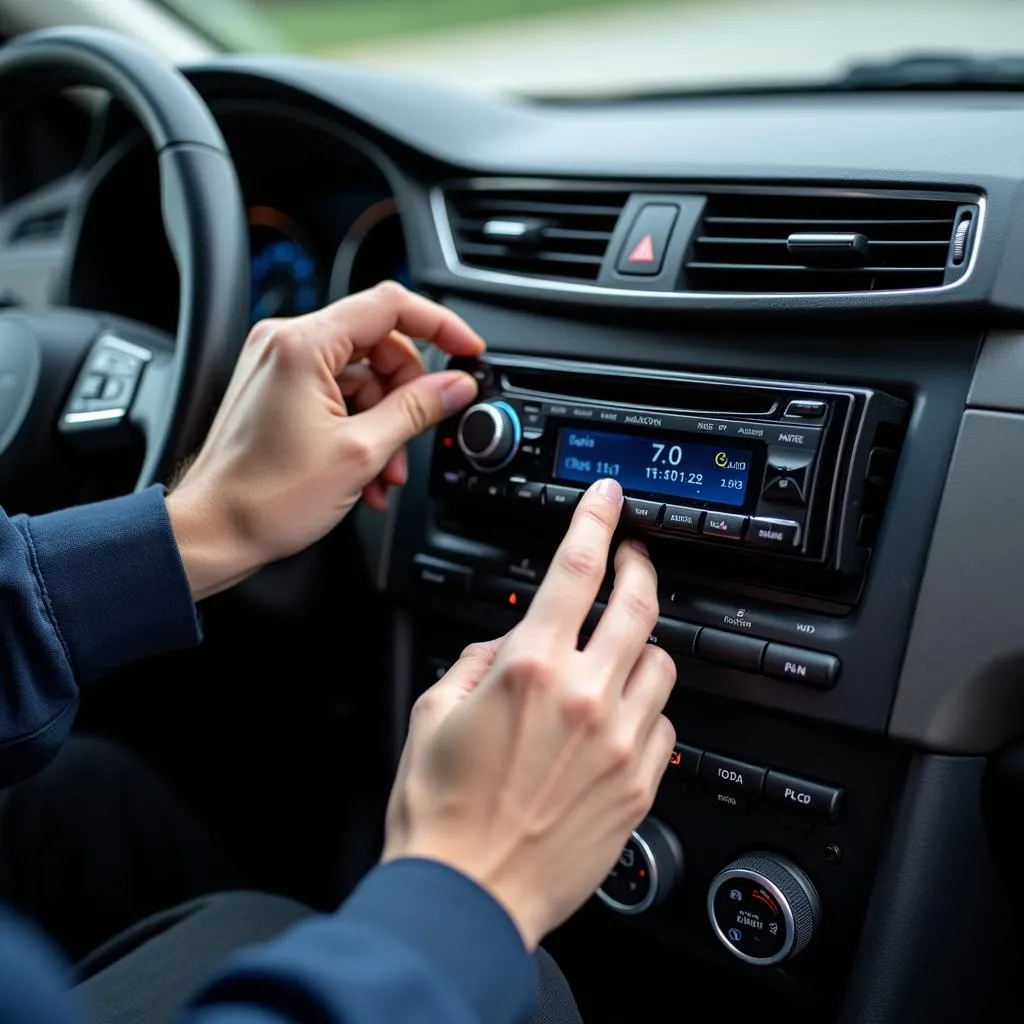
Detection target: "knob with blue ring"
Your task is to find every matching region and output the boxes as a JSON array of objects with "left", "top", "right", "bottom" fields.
[{"left": 456, "top": 400, "right": 522, "bottom": 471}]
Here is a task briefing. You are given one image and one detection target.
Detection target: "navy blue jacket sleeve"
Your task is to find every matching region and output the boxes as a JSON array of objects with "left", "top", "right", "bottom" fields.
[
  {"left": 0, "top": 485, "right": 201, "bottom": 782},
  {"left": 0, "top": 861, "right": 538, "bottom": 1024},
  {"left": 183, "top": 860, "right": 537, "bottom": 1024}
]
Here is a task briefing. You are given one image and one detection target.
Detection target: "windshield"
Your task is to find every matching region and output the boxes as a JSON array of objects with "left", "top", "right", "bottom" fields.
[{"left": 158, "top": 0, "right": 1024, "bottom": 97}]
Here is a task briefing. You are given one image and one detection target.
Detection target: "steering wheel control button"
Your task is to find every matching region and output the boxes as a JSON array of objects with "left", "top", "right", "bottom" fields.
[
  {"left": 597, "top": 817, "right": 684, "bottom": 915},
  {"left": 615, "top": 204, "right": 679, "bottom": 276},
  {"left": 784, "top": 399, "right": 827, "bottom": 420},
  {"left": 699, "top": 753, "right": 767, "bottom": 801},
  {"left": 62, "top": 335, "right": 153, "bottom": 432},
  {"left": 763, "top": 643, "right": 840, "bottom": 689},
  {"left": 623, "top": 498, "right": 663, "bottom": 527},
  {"left": 745, "top": 518, "right": 801, "bottom": 551},
  {"left": 79, "top": 373, "right": 105, "bottom": 400},
  {"left": 764, "top": 771, "right": 844, "bottom": 823},
  {"left": 662, "top": 505, "right": 704, "bottom": 533},
  {"left": 544, "top": 485, "right": 583, "bottom": 510},
  {"left": 457, "top": 401, "right": 521, "bottom": 471},
  {"left": 708, "top": 853, "right": 821, "bottom": 966},
  {"left": 697, "top": 628, "right": 767, "bottom": 673},
  {"left": 412, "top": 555, "right": 472, "bottom": 596},
  {"left": 701, "top": 512, "right": 747, "bottom": 540},
  {"left": 651, "top": 617, "right": 701, "bottom": 657}
]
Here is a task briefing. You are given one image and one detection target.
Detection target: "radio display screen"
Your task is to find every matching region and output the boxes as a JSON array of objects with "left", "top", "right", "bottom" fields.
[{"left": 554, "top": 427, "right": 754, "bottom": 507}]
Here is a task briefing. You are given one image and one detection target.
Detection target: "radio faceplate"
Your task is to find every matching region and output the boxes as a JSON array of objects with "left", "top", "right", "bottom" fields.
[{"left": 430, "top": 355, "right": 906, "bottom": 579}]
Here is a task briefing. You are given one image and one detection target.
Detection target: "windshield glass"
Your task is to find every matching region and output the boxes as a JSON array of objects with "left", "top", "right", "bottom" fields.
[{"left": 159, "top": 0, "right": 1024, "bottom": 97}]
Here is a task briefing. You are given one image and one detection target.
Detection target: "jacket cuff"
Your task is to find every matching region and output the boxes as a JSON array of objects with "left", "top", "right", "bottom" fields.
[
  {"left": 341, "top": 859, "right": 537, "bottom": 1024},
  {"left": 22, "top": 485, "right": 201, "bottom": 682}
]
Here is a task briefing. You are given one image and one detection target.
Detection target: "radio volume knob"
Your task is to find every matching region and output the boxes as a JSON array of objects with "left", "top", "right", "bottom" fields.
[{"left": 457, "top": 401, "right": 521, "bottom": 471}]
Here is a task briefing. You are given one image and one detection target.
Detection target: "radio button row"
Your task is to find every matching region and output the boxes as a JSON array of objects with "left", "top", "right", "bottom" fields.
[
  {"left": 764, "top": 770, "right": 843, "bottom": 822},
  {"left": 697, "top": 628, "right": 766, "bottom": 672},
  {"left": 624, "top": 498, "right": 663, "bottom": 526},
  {"left": 763, "top": 643, "right": 840, "bottom": 689},
  {"left": 662, "top": 505, "right": 704, "bottom": 533},
  {"left": 745, "top": 518, "right": 801, "bottom": 551},
  {"left": 701, "top": 512, "right": 747, "bottom": 540}
]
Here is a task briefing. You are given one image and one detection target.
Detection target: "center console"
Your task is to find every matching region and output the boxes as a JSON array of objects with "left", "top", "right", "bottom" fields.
[{"left": 376, "top": 307, "right": 980, "bottom": 1016}]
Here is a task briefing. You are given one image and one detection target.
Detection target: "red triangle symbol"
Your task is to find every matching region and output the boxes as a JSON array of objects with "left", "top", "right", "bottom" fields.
[{"left": 627, "top": 233, "right": 656, "bottom": 263}]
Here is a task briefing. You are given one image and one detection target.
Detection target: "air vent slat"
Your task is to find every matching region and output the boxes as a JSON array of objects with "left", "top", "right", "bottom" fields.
[
  {"left": 444, "top": 184, "right": 629, "bottom": 283},
  {"left": 687, "top": 193, "right": 967, "bottom": 293}
]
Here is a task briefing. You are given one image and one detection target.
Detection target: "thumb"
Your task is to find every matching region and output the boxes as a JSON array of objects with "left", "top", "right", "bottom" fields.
[{"left": 349, "top": 370, "right": 479, "bottom": 456}]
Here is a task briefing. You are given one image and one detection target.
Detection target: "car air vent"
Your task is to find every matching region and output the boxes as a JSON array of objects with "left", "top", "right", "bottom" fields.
[
  {"left": 11, "top": 208, "right": 67, "bottom": 242},
  {"left": 685, "top": 192, "right": 969, "bottom": 293},
  {"left": 444, "top": 184, "right": 630, "bottom": 282}
]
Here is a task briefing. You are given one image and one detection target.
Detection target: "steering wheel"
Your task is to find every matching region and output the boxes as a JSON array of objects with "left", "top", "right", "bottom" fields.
[{"left": 0, "top": 27, "right": 248, "bottom": 501}]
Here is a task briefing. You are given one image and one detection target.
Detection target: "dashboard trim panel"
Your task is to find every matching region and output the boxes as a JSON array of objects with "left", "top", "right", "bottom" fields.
[{"left": 430, "top": 181, "right": 986, "bottom": 305}]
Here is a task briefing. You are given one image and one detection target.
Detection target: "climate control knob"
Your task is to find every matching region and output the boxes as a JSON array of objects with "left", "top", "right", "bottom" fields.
[
  {"left": 708, "top": 852, "right": 821, "bottom": 966},
  {"left": 457, "top": 401, "right": 521, "bottom": 471},
  {"left": 596, "top": 817, "right": 684, "bottom": 915}
]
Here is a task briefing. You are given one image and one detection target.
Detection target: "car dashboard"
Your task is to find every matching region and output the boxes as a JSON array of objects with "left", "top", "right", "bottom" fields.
[{"left": 9, "top": 55, "right": 1024, "bottom": 1024}]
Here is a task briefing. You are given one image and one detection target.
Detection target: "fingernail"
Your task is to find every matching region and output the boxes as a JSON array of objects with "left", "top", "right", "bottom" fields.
[
  {"left": 591, "top": 478, "right": 623, "bottom": 507},
  {"left": 440, "top": 372, "right": 479, "bottom": 415},
  {"left": 624, "top": 538, "right": 649, "bottom": 557}
]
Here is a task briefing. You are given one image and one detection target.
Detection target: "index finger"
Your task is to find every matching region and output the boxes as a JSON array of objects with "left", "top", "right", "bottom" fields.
[
  {"left": 524, "top": 478, "right": 623, "bottom": 642},
  {"left": 297, "top": 281, "right": 485, "bottom": 374}
]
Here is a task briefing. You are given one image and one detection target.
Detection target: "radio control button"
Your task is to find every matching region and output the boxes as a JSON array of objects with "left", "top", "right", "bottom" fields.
[
  {"left": 764, "top": 771, "right": 843, "bottom": 822},
  {"left": 699, "top": 752, "right": 767, "bottom": 799},
  {"left": 511, "top": 481, "right": 545, "bottom": 504},
  {"left": 466, "top": 477, "right": 506, "bottom": 501},
  {"left": 701, "top": 512, "right": 747, "bottom": 540},
  {"left": 762, "top": 475, "right": 805, "bottom": 505},
  {"left": 764, "top": 644, "right": 840, "bottom": 689},
  {"left": 745, "top": 518, "right": 801, "bottom": 551},
  {"left": 412, "top": 555, "right": 472, "bottom": 595},
  {"left": 668, "top": 743, "right": 703, "bottom": 780},
  {"left": 651, "top": 617, "right": 701, "bottom": 656},
  {"left": 545, "top": 485, "right": 583, "bottom": 510},
  {"left": 476, "top": 575, "right": 538, "bottom": 612},
  {"left": 784, "top": 400, "right": 827, "bottom": 420},
  {"left": 697, "top": 628, "right": 766, "bottom": 672},
  {"left": 765, "top": 425, "right": 822, "bottom": 449},
  {"left": 439, "top": 468, "right": 467, "bottom": 492},
  {"left": 662, "top": 505, "right": 704, "bottom": 533},
  {"left": 624, "top": 498, "right": 663, "bottom": 526}
]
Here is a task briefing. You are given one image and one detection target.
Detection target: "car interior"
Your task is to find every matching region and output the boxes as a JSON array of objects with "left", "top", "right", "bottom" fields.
[{"left": 1, "top": 4, "right": 1024, "bottom": 1022}]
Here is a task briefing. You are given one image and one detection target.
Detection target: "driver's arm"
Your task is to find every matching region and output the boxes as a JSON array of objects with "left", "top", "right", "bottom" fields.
[{"left": 0, "top": 487, "right": 201, "bottom": 783}]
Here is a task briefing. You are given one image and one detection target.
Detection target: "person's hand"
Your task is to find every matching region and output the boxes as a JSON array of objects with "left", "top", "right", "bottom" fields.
[
  {"left": 166, "top": 282, "right": 484, "bottom": 600},
  {"left": 382, "top": 477, "right": 677, "bottom": 950}
]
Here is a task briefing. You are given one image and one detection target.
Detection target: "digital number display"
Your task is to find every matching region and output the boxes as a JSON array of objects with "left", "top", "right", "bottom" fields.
[{"left": 555, "top": 427, "right": 753, "bottom": 507}]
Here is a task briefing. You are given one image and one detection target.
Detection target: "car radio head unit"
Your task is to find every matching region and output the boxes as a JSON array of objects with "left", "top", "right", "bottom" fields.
[{"left": 429, "top": 355, "right": 906, "bottom": 585}]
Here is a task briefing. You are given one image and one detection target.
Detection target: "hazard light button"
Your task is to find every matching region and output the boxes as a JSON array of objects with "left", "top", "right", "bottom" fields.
[{"left": 616, "top": 203, "right": 679, "bottom": 276}]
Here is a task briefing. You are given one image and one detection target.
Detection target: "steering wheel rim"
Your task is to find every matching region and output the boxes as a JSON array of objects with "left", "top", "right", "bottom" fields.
[{"left": 0, "top": 27, "right": 248, "bottom": 489}]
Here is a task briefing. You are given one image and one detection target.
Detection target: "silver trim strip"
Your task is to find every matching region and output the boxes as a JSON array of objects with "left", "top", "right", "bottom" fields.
[
  {"left": 63, "top": 408, "right": 126, "bottom": 425},
  {"left": 430, "top": 181, "right": 985, "bottom": 303}
]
